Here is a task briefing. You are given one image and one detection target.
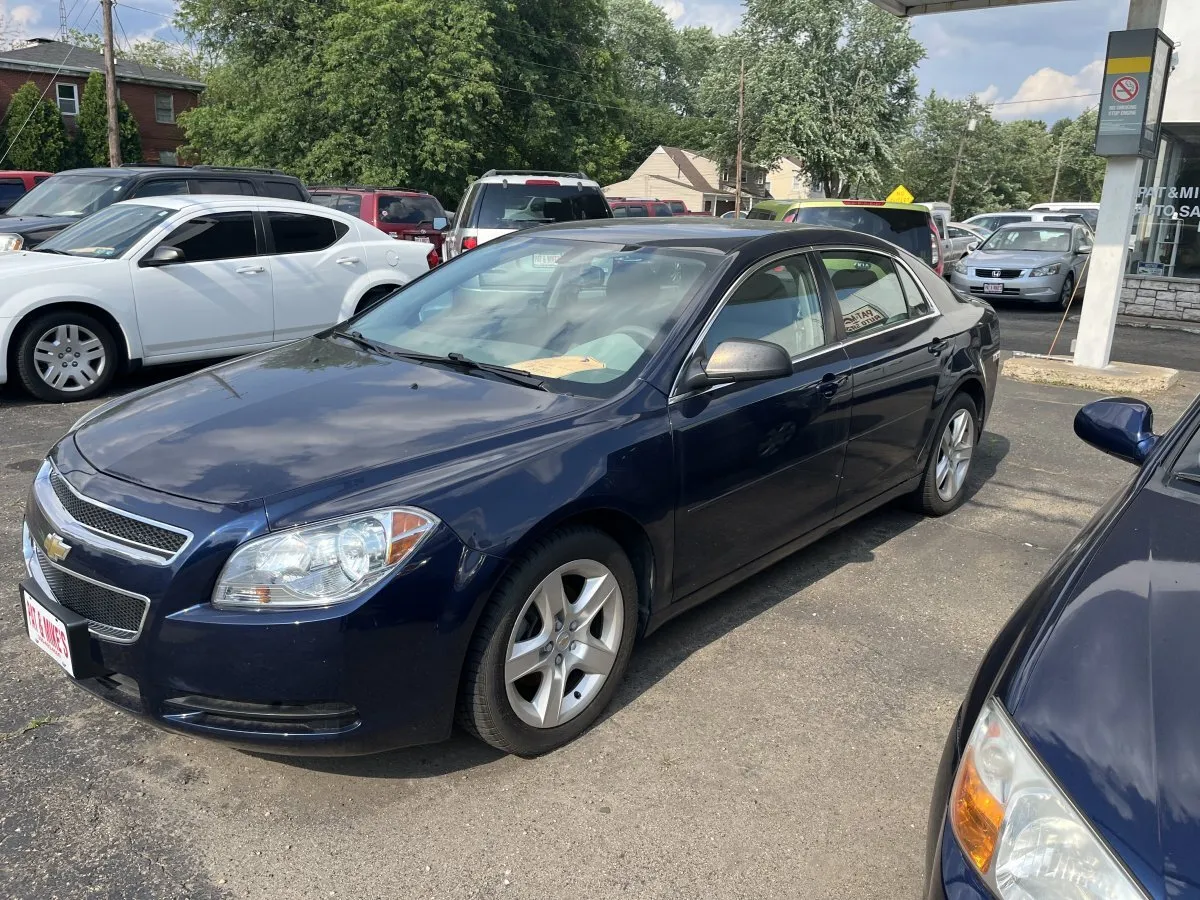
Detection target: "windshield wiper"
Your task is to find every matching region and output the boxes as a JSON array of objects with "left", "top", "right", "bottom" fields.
[
  {"left": 32, "top": 247, "right": 71, "bottom": 255},
  {"left": 329, "top": 328, "right": 409, "bottom": 359},
  {"left": 330, "top": 332, "right": 549, "bottom": 391}
]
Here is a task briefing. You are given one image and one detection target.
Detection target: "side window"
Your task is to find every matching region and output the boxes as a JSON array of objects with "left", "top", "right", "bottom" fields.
[
  {"left": 820, "top": 250, "right": 911, "bottom": 338},
  {"left": 268, "top": 212, "right": 347, "bottom": 253},
  {"left": 782, "top": 209, "right": 800, "bottom": 223},
  {"left": 34, "top": 175, "right": 50, "bottom": 185},
  {"left": 972, "top": 217, "right": 994, "bottom": 232},
  {"left": 158, "top": 211, "right": 258, "bottom": 263},
  {"left": 704, "top": 254, "right": 826, "bottom": 359},
  {"left": 896, "top": 263, "right": 932, "bottom": 317},
  {"left": 190, "top": 179, "right": 256, "bottom": 196},
  {"left": 0, "top": 178, "right": 27, "bottom": 209},
  {"left": 262, "top": 180, "right": 305, "bottom": 201},
  {"left": 131, "top": 179, "right": 190, "bottom": 198}
]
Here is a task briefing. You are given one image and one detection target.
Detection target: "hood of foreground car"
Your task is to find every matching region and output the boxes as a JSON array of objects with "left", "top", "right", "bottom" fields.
[
  {"left": 0, "top": 214, "right": 78, "bottom": 240},
  {"left": 1001, "top": 484, "right": 1200, "bottom": 898},
  {"left": 71, "top": 338, "right": 585, "bottom": 505},
  {"left": 0, "top": 249, "right": 108, "bottom": 273},
  {"left": 966, "top": 250, "right": 1070, "bottom": 271}
]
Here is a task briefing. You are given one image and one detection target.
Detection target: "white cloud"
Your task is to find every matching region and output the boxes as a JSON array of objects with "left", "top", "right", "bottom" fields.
[
  {"left": 981, "top": 58, "right": 1104, "bottom": 120},
  {"left": 655, "top": 0, "right": 686, "bottom": 20},
  {"left": 676, "top": 0, "right": 742, "bottom": 34},
  {"left": 9, "top": 4, "right": 38, "bottom": 27}
]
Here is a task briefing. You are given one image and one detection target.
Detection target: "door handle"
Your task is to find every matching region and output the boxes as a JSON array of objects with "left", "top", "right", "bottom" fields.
[
  {"left": 336, "top": 256, "right": 360, "bottom": 266},
  {"left": 818, "top": 372, "right": 844, "bottom": 398},
  {"left": 236, "top": 265, "right": 265, "bottom": 275},
  {"left": 928, "top": 338, "right": 948, "bottom": 355}
]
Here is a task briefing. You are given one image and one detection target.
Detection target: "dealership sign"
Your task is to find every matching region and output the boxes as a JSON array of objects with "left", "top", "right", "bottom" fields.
[{"left": 1095, "top": 28, "right": 1174, "bottom": 158}]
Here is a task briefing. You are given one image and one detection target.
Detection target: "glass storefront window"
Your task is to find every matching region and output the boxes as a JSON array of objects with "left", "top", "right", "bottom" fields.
[{"left": 1129, "top": 126, "right": 1200, "bottom": 279}]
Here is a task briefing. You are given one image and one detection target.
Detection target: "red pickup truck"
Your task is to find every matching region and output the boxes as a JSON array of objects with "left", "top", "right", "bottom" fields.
[{"left": 661, "top": 199, "right": 712, "bottom": 217}]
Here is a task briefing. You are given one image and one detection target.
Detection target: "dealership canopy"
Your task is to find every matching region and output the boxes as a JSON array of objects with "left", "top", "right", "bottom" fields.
[{"left": 867, "top": 0, "right": 1069, "bottom": 15}]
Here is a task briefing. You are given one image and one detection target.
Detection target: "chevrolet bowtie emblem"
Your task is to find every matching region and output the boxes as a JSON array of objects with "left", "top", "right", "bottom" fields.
[{"left": 43, "top": 532, "right": 71, "bottom": 562}]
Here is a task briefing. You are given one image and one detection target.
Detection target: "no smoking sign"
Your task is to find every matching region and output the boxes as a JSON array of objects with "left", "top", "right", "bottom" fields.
[{"left": 1112, "top": 75, "right": 1140, "bottom": 103}]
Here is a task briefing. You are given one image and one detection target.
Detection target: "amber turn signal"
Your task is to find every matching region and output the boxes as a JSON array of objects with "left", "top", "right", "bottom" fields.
[{"left": 949, "top": 746, "right": 1004, "bottom": 873}]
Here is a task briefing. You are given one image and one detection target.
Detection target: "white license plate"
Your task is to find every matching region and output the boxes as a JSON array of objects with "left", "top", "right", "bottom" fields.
[
  {"left": 408, "top": 235, "right": 432, "bottom": 244},
  {"left": 983, "top": 283, "right": 1004, "bottom": 294},
  {"left": 533, "top": 254, "right": 562, "bottom": 268},
  {"left": 24, "top": 591, "right": 74, "bottom": 676}
]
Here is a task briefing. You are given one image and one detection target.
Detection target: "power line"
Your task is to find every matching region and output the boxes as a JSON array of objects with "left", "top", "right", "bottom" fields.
[
  {"left": 986, "top": 91, "right": 1100, "bottom": 108},
  {"left": 113, "top": 5, "right": 146, "bottom": 78}
]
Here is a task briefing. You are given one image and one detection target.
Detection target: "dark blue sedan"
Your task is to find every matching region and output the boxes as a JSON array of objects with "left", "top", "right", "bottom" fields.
[
  {"left": 926, "top": 395, "right": 1200, "bottom": 900},
  {"left": 20, "top": 219, "right": 999, "bottom": 756}
]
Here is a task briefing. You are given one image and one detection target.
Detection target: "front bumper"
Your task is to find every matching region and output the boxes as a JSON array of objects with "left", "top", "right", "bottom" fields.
[
  {"left": 950, "top": 270, "right": 1065, "bottom": 302},
  {"left": 20, "top": 442, "right": 506, "bottom": 755},
  {"left": 924, "top": 710, "right": 994, "bottom": 899}
]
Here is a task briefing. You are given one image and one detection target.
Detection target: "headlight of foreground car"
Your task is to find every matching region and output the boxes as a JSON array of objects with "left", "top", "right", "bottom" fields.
[
  {"left": 212, "top": 508, "right": 438, "bottom": 610},
  {"left": 1031, "top": 263, "right": 1061, "bottom": 277},
  {"left": 952, "top": 261, "right": 968, "bottom": 275},
  {"left": 0, "top": 233, "right": 23, "bottom": 252},
  {"left": 950, "top": 698, "right": 1146, "bottom": 900}
]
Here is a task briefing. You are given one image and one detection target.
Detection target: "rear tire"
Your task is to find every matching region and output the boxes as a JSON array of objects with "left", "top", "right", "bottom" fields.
[
  {"left": 14, "top": 310, "right": 118, "bottom": 403},
  {"left": 458, "top": 526, "right": 638, "bottom": 756},
  {"left": 911, "top": 393, "right": 979, "bottom": 516}
]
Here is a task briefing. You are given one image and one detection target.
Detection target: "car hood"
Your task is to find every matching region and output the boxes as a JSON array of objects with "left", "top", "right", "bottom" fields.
[
  {"left": 71, "top": 338, "right": 584, "bottom": 505},
  {"left": 0, "top": 214, "right": 78, "bottom": 237},
  {"left": 1002, "top": 486, "right": 1200, "bottom": 898},
  {"left": 967, "top": 249, "right": 1070, "bottom": 270},
  {"left": 0, "top": 249, "right": 108, "bottom": 273}
]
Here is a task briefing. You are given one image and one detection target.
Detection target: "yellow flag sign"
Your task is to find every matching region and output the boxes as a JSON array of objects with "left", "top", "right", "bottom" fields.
[{"left": 886, "top": 185, "right": 915, "bottom": 204}]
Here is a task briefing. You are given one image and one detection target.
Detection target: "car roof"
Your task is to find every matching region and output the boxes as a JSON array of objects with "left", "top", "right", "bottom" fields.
[
  {"left": 310, "top": 186, "right": 429, "bottom": 196},
  {"left": 48, "top": 167, "right": 300, "bottom": 181},
  {"left": 0, "top": 170, "right": 52, "bottom": 177},
  {"left": 116, "top": 195, "right": 348, "bottom": 217},
  {"left": 756, "top": 198, "right": 932, "bottom": 213},
  {"left": 508, "top": 217, "right": 904, "bottom": 255},
  {"left": 995, "top": 221, "right": 1076, "bottom": 230},
  {"left": 474, "top": 173, "right": 600, "bottom": 188}
]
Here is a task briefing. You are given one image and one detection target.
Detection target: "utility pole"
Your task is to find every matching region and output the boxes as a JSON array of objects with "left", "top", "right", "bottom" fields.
[
  {"left": 946, "top": 117, "right": 976, "bottom": 216},
  {"left": 100, "top": 0, "right": 122, "bottom": 167},
  {"left": 1050, "top": 136, "right": 1067, "bottom": 202},
  {"left": 734, "top": 57, "right": 744, "bottom": 218}
]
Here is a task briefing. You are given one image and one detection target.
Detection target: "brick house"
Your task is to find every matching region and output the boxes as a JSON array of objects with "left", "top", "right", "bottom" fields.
[{"left": 0, "top": 38, "right": 204, "bottom": 166}]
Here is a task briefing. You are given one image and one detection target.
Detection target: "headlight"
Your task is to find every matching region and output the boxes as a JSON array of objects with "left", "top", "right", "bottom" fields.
[
  {"left": 952, "top": 261, "right": 968, "bottom": 275},
  {"left": 212, "top": 508, "right": 438, "bottom": 610},
  {"left": 949, "top": 698, "right": 1146, "bottom": 900},
  {"left": 1031, "top": 263, "right": 1061, "bottom": 277},
  {"left": 0, "top": 233, "right": 23, "bottom": 252}
]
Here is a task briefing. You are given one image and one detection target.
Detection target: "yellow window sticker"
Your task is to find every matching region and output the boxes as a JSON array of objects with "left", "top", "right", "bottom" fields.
[{"left": 511, "top": 356, "right": 608, "bottom": 378}]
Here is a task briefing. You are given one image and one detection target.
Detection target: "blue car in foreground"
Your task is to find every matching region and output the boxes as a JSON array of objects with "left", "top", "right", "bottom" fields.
[
  {"left": 20, "top": 219, "right": 998, "bottom": 756},
  {"left": 926, "top": 395, "right": 1200, "bottom": 900}
]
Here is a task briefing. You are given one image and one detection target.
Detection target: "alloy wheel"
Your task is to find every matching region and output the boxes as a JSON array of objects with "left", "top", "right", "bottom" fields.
[
  {"left": 32, "top": 324, "right": 107, "bottom": 393},
  {"left": 935, "top": 409, "right": 975, "bottom": 502},
  {"left": 504, "top": 559, "right": 624, "bottom": 729}
]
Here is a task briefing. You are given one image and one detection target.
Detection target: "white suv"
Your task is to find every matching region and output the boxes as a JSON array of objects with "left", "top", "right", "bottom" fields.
[
  {"left": 0, "top": 195, "right": 433, "bottom": 401},
  {"left": 443, "top": 170, "right": 612, "bottom": 259}
]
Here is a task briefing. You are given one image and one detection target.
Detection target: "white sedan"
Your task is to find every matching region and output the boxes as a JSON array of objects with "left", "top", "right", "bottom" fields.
[{"left": 0, "top": 195, "right": 435, "bottom": 402}]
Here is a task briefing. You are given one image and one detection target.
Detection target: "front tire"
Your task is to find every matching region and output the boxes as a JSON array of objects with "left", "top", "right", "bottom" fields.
[
  {"left": 912, "top": 393, "right": 979, "bottom": 516},
  {"left": 14, "top": 311, "right": 118, "bottom": 402},
  {"left": 458, "top": 527, "right": 638, "bottom": 756},
  {"left": 1058, "top": 273, "right": 1076, "bottom": 310}
]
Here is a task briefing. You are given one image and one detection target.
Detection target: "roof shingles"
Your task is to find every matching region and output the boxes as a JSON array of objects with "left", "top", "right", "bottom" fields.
[{"left": 0, "top": 39, "right": 204, "bottom": 89}]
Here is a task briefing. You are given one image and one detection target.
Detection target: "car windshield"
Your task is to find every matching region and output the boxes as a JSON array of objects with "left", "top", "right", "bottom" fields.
[
  {"left": 347, "top": 235, "right": 718, "bottom": 396},
  {"left": 37, "top": 203, "right": 172, "bottom": 258},
  {"left": 378, "top": 194, "right": 443, "bottom": 224},
  {"left": 472, "top": 184, "right": 610, "bottom": 229},
  {"left": 7, "top": 174, "right": 126, "bottom": 218},
  {"left": 981, "top": 228, "right": 1071, "bottom": 253},
  {"left": 792, "top": 206, "right": 933, "bottom": 261}
]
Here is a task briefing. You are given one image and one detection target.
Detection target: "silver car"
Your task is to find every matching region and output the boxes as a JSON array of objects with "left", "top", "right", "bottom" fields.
[
  {"left": 942, "top": 222, "right": 988, "bottom": 267},
  {"left": 949, "top": 222, "right": 1092, "bottom": 308}
]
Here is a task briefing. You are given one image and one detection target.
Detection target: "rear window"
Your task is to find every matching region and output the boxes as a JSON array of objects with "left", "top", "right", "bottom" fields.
[
  {"left": 747, "top": 207, "right": 777, "bottom": 220},
  {"left": 472, "top": 183, "right": 610, "bottom": 229},
  {"left": 378, "top": 194, "right": 444, "bottom": 225},
  {"left": 612, "top": 205, "right": 647, "bottom": 218},
  {"left": 667, "top": 201, "right": 686, "bottom": 215},
  {"left": 793, "top": 206, "right": 934, "bottom": 263}
]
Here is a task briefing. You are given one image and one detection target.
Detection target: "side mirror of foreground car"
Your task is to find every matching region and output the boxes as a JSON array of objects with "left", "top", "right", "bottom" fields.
[
  {"left": 1074, "top": 397, "right": 1159, "bottom": 465},
  {"left": 140, "top": 245, "right": 185, "bottom": 268},
  {"left": 681, "top": 338, "right": 793, "bottom": 392}
]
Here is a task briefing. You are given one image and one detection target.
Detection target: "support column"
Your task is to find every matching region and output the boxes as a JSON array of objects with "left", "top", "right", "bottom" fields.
[{"left": 1072, "top": 0, "right": 1167, "bottom": 369}]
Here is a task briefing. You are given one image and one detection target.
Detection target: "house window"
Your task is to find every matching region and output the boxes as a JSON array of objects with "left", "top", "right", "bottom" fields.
[
  {"left": 56, "top": 83, "right": 78, "bottom": 116},
  {"left": 155, "top": 93, "right": 175, "bottom": 124},
  {"left": 158, "top": 150, "right": 178, "bottom": 166}
]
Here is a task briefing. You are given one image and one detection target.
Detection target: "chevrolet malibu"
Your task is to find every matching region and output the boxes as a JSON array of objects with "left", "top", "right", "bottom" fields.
[
  {"left": 20, "top": 219, "right": 999, "bottom": 757},
  {"left": 925, "top": 394, "right": 1200, "bottom": 900}
]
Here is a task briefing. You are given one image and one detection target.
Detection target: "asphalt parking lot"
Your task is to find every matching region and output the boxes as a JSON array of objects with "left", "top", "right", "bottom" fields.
[{"left": 3, "top": 369, "right": 1199, "bottom": 900}]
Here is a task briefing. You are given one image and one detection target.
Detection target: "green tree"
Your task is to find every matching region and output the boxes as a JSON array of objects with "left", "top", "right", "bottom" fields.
[
  {"left": 1045, "top": 110, "right": 1106, "bottom": 203},
  {"left": 68, "top": 28, "right": 213, "bottom": 81},
  {"left": 178, "top": 0, "right": 627, "bottom": 205},
  {"left": 701, "top": 0, "right": 924, "bottom": 197},
  {"left": 2, "top": 82, "right": 71, "bottom": 171},
  {"left": 74, "top": 71, "right": 142, "bottom": 166}
]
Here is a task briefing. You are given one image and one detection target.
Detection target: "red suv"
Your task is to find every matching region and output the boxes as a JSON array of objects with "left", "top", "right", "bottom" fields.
[
  {"left": 310, "top": 186, "right": 449, "bottom": 262},
  {"left": 608, "top": 198, "right": 674, "bottom": 218}
]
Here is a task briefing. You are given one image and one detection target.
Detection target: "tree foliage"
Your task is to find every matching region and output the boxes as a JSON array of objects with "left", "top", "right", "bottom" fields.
[
  {"left": 701, "top": 0, "right": 923, "bottom": 197},
  {"left": 896, "top": 93, "right": 1105, "bottom": 219},
  {"left": 67, "top": 28, "right": 214, "bottom": 81},
  {"left": 75, "top": 71, "right": 142, "bottom": 166},
  {"left": 177, "top": 0, "right": 628, "bottom": 204},
  {"left": 2, "top": 82, "right": 71, "bottom": 171}
]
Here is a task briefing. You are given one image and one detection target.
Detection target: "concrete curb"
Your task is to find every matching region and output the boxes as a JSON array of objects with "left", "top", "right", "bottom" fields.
[
  {"left": 1065, "top": 313, "right": 1200, "bottom": 336},
  {"left": 1003, "top": 354, "right": 1180, "bottom": 393}
]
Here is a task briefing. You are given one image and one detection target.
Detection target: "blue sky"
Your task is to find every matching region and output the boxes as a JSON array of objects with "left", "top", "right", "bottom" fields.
[{"left": 12, "top": 0, "right": 1127, "bottom": 124}]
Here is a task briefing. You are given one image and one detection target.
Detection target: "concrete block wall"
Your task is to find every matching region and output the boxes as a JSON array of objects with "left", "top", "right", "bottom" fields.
[{"left": 1120, "top": 276, "right": 1200, "bottom": 321}]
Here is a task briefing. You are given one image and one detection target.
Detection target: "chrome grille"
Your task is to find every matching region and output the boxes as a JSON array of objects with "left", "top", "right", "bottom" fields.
[
  {"left": 34, "top": 545, "right": 148, "bottom": 642},
  {"left": 972, "top": 268, "right": 1024, "bottom": 280},
  {"left": 49, "top": 469, "right": 187, "bottom": 555}
]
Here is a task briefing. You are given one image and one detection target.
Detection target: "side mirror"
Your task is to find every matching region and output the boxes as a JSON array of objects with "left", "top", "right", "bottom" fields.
[
  {"left": 681, "top": 339, "right": 792, "bottom": 392},
  {"left": 967, "top": 241, "right": 980, "bottom": 252},
  {"left": 140, "top": 245, "right": 184, "bottom": 267},
  {"left": 1078, "top": 243, "right": 1093, "bottom": 254},
  {"left": 1074, "top": 397, "right": 1159, "bottom": 465},
  {"left": 432, "top": 216, "right": 448, "bottom": 232}
]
